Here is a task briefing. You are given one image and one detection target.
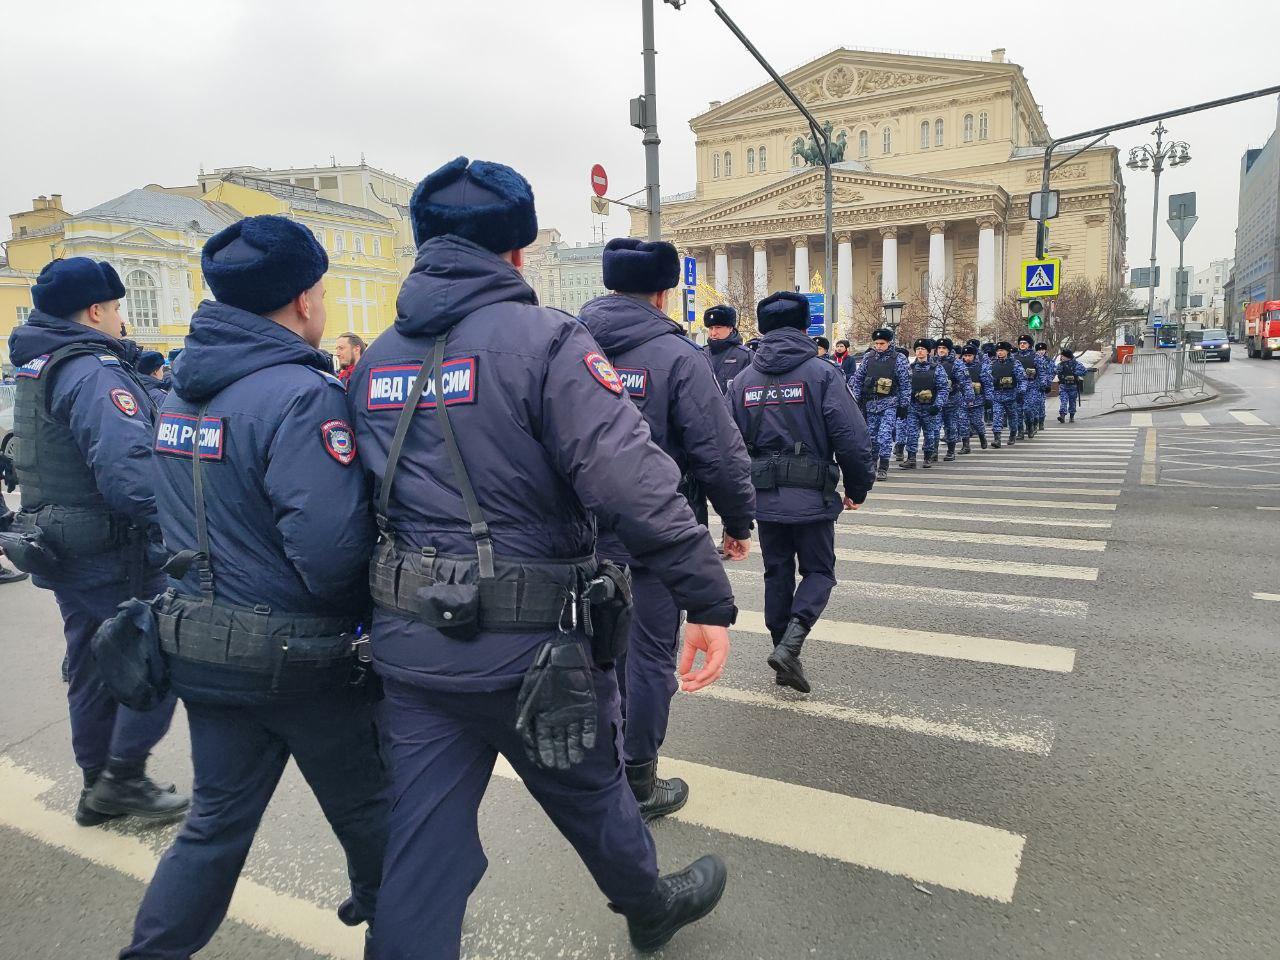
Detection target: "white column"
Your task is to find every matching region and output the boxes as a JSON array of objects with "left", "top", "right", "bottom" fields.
[
  {"left": 927, "top": 222, "right": 947, "bottom": 331},
  {"left": 713, "top": 244, "right": 729, "bottom": 296},
  {"left": 793, "top": 236, "right": 810, "bottom": 293},
  {"left": 836, "top": 233, "right": 853, "bottom": 338},
  {"left": 752, "top": 241, "right": 768, "bottom": 300},
  {"left": 976, "top": 217, "right": 997, "bottom": 329},
  {"left": 880, "top": 227, "right": 898, "bottom": 300}
]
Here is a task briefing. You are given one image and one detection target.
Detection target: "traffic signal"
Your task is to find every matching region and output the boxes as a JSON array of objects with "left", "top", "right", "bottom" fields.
[{"left": 1027, "top": 299, "right": 1044, "bottom": 330}]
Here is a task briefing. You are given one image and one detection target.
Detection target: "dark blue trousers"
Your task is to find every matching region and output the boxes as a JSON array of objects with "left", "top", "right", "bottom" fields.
[
  {"left": 372, "top": 668, "right": 659, "bottom": 960},
  {"left": 122, "top": 695, "right": 388, "bottom": 959},
  {"left": 615, "top": 568, "right": 681, "bottom": 766},
  {"left": 49, "top": 567, "right": 175, "bottom": 771},
  {"left": 758, "top": 519, "right": 837, "bottom": 639}
]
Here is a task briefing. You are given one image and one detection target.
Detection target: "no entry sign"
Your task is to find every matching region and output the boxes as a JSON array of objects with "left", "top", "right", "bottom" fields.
[{"left": 591, "top": 164, "right": 609, "bottom": 198}]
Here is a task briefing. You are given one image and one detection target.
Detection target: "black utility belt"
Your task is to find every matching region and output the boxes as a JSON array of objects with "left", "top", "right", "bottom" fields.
[
  {"left": 14, "top": 506, "right": 132, "bottom": 555},
  {"left": 750, "top": 451, "right": 839, "bottom": 494}
]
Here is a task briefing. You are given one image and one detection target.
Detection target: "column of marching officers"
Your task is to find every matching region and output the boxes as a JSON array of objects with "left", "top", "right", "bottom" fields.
[{"left": 0, "top": 152, "right": 1092, "bottom": 960}]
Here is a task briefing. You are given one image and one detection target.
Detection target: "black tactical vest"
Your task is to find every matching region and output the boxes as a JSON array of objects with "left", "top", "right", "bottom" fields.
[
  {"left": 860, "top": 351, "right": 898, "bottom": 399},
  {"left": 1018, "top": 353, "right": 1039, "bottom": 382},
  {"left": 991, "top": 358, "right": 1016, "bottom": 390},
  {"left": 910, "top": 363, "right": 937, "bottom": 403},
  {"left": 1057, "top": 364, "right": 1078, "bottom": 386}
]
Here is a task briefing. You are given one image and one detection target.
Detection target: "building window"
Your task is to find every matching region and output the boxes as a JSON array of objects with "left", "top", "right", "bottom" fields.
[
  {"left": 724, "top": 151, "right": 732, "bottom": 176},
  {"left": 963, "top": 114, "right": 974, "bottom": 143},
  {"left": 16, "top": 306, "right": 31, "bottom": 324},
  {"left": 935, "top": 119, "right": 944, "bottom": 147},
  {"left": 858, "top": 130, "right": 869, "bottom": 159},
  {"left": 354, "top": 235, "right": 364, "bottom": 254},
  {"left": 125, "top": 270, "right": 159, "bottom": 328},
  {"left": 373, "top": 237, "right": 381, "bottom": 257},
  {"left": 882, "top": 127, "right": 892, "bottom": 155},
  {"left": 978, "top": 112, "right": 989, "bottom": 140},
  {"left": 713, "top": 153, "right": 720, "bottom": 178},
  {"left": 759, "top": 145, "right": 767, "bottom": 172},
  {"left": 747, "top": 148, "right": 755, "bottom": 173},
  {"left": 335, "top": 231, "right": 345, "bottom": 253},
  {"left": 920, "top": 121, "right": 930, "bottom": 149}
]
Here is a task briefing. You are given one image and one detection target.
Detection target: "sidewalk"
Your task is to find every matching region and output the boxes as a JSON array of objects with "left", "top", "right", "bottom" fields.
[{"left": 1080, "top": 348, "right": 1218, "bottom": 419}]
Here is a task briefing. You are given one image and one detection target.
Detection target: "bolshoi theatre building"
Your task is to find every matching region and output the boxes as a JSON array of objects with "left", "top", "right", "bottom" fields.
[{"left": 630, "top": 47, "right": 1126, "bottom": 333}]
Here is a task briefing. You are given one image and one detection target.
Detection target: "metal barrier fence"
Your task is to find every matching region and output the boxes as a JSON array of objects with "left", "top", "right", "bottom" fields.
[
  {"left": 0, "top": 384, "right": 14, "bottom": 415},
  {"left": 1113, "top": 347, "right": 1211, "bottom": 408}
]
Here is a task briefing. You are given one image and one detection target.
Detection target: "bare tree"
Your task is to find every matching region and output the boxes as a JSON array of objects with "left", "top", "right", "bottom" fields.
[
  {"left": 913, "top": 279, "right": 977, "bottom": 342},
  {"left": 665, "top": 274, "right": 761, "bottom": 341},
  {"left": 990, "top": 278, "right": 1138, "bottom": 349}
]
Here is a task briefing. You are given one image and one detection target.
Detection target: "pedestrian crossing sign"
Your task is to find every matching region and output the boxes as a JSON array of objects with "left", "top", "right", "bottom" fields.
[{"left": 1020, "top": 258, "right": 1061, "bottom": 297}]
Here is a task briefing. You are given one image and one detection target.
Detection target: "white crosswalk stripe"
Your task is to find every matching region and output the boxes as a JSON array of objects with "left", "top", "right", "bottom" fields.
[
  {"left": 714, "top": 518, "right": 1106, "bottom": 549},
  {"left": 873, "top": 481, "right": 1121, "bottom": 496},
  {"left": 1181, "top": 412, "right": 1209, "bottom": 426},
  {"left": 1129, "top": 412, "right": 1154, "bottom": 426},
  {"left": 870, "top": 493, "right": 1116, "bottom": 511},
  {"left": 1228, "top": 410, "right": 1267, "bottom": 425},
  {"left": 878, "top": 472, "right": 1124, "bottom": 483},
  {"left": 828, "top": 547, "right": 1098, "bottom": 579},
  {"left": 840, "top": 507, "right": 1113, "bottom": 528}
]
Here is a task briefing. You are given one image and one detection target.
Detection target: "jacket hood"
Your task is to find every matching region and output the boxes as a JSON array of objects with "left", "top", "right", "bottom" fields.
[
  {"left": 8, "top": 308, "right": 126, "bottom": 366},
  {"left": 707, "top": 329, "right": 744, "bottom": 354},
  {"left": 396, "top": 235, "right": 537, "bottom": 338},
  {"left": 750, "top": 325, "right": 818, "bottom": 375},
  {"left": 578, "top": 293, "right": 682, "bottom": 355},
  {"left": 171, "top": 300, "right": 332, "bottom": 402}
]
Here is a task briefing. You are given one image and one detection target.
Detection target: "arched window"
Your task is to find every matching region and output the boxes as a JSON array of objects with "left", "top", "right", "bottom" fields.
[
  {"left": 882, "top": 127, "right": 892, "bottom": 154},
  {"left": 920, "top": 121, "right": 930, "bottom": 149},
  {"left": 746, "top": 148, "right": 755, "bottom": 173},
  {"left": 858, "top": 130, "right": 869, "bottom": 159},
  {"left": 124, "top": 270, "right": 159, "bottom": 327},
  {"left": 713, "top": 153, "right": 720, "bottom": 178},
  {"left": 759, "top": 145, "right": 767, "bottom": 172},
  {"left": 978, "top": 112, "right": 989, "bottom": 140},
  {"left": 963, "top": 114, "right": 974, "bottom": 143},
  {"left": 724, "top": 151, "right": 732, "bottom": 176},
  {"left": 935, "top": 119, "right": 944, "bottom": 147}
]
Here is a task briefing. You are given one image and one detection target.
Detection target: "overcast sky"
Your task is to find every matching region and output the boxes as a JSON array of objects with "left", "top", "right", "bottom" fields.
[{"left": 2, "top": 0, "right": 1277, "bottom": 298}]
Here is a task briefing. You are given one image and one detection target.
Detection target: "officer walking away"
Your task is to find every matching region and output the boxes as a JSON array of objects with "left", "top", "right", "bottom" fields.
[
  {"left": 933, "top": 337, "right": 973, "bottom": 460},
  {"left": 135, "top": 350, "right": 170, "bottom": 406},
  {"left": 702, "top": 304, "right": 753, "bottom": 394},
  {"left": 347, "top": 158, "right": 734, "bottom": 958},
  {"left": 1013, "top": 335, "right": 1042, "bottom": 439},
  {"left": 850, "top": 326, "right": 910, "bottom": 481},
  {"left": 121, "top": 216, "right": 388, "bottom": 959},
  {"left": 580, "top": 239, "right": 754, "bottom": 821},
  {"left": 335, "top": 331, "right": 367, "bottom": 387},
  {"left": 1056, "top": 348, "right": 1088, "bottom": 422},
  {"left": 3, "top": 257, "right": 188, "bottom": 825},
  {"left": 959, "top": 343, "right": 991, "bottom": 449},
  {"left": 729, "top": 292, "right": 876, "bottom": 693},
  {"left": 902, "top": 338, "right": 949, "bottom": 469},
  {"left": 989, "top": 340, "right": 1026, "bottom": 447}
]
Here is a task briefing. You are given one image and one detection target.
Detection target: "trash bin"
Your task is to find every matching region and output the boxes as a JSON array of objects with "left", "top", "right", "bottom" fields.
[
  {"left": 1082, "top": 368, "right": 1098, "bottom": 396},
  {"left": 1116, "top": 344, "right": 1135, "bottom": 364}
]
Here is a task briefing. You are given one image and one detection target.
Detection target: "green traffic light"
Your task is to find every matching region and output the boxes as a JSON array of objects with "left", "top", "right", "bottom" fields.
[{"left": 1028, "top": 316, "right": 1043, "bottom": 330}]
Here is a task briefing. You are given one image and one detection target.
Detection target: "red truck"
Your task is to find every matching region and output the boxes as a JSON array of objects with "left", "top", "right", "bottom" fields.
[{"left": 1244, "top": 300, "right": 1280, "bottom": 359}]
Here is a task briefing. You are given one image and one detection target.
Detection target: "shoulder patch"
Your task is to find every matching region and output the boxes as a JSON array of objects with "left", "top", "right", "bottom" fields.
[
  {"left": 583, "top": 352, "right": 624, "bottom": 395},
  {"left": 366, "top": 358, "right": 477, "bottom": 411},
  {"left": 743, "top": 382, "right": 806, "bottom": 407},
  {"left": 155, "top": 412, "right": 226, "bottom": 460},
  {"left": 97, "top": 354, "right": 121, "bottom": 367},
  {"left": 614, "top": 367, "right": 648, "bottom": 398},
  {"left": 110, "top": 388, "right": 140, "bottom": 417},
  {"left": 15, "top": 354, "right": 51, "bottom": 379},
  {"left": 321, "top": 419, "right": 357, "bottom": 465}
]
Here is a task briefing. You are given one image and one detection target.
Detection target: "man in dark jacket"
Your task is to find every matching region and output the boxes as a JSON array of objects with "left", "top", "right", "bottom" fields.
[
  {"left": 347, "top": 158, "right": 733, "bottom": 959},
  {"left": 135, "top": 350, "right": 170, "bottom": 406},
  {"left": 728, "top": 292, "right": 876, "bottom": 693},
  {"left": 832, "top": 339, "right": 856, "bottom": 377},
  {"left": 5, "top": 257, "right": 188, "bottom": 827},
  {"left": 580, "top": 240, "right": 754, "bottom": 821},
  {"left": 702, "top": 304, "right": 753, "bottom": 393},
  {"left": 121, "top": 216, "right": 388, "bottom": 959}
]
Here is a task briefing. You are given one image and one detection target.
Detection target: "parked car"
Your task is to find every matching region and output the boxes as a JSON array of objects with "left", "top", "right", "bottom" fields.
[
  {"left": 0, "top": 384, "right": 15, "bottom": 465},
  {"left": 1190, "top": 327, "right": 1231, "bottom": 362}
]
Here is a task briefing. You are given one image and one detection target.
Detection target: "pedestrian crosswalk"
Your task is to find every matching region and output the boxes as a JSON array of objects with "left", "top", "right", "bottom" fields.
[{"left": 1113, "top": 408, "right": 1277, "bottom": 427}]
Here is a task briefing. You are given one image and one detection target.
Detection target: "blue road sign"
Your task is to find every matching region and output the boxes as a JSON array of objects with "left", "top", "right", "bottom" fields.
[
  {"left": 683, "top": 288, "right": 695, "bottom": 326},
  {"left": 1020, "top": 257, "right": 1061, "bottom": 297},
  {"left": 683, "top": 257, "right": 697, "bottom": 288},
  {"left": 804, "top": 292, "right": 825, "bottom": 337}
]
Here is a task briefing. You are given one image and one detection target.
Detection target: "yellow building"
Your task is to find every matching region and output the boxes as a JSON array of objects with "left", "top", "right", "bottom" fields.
[
  {"left": 2, "top": 165, "right": 410, "bottom": 372},
  {"left": 630, "top": 47, "right": 1126, "bottom": 334}
]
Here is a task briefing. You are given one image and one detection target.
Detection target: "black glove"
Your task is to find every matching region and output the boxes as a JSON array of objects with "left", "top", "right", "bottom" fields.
[
  {"left": 928, "top": 404, "right": 941, "bottom": 416},
  {"left": 896, "top": 405, "right": 908, "bottom": 419},
  {"left": 515, "top": 638, "right": 597, "bottom": 770}
]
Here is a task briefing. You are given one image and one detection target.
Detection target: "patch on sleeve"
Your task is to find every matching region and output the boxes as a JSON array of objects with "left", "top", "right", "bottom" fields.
[
  {"left": 366, "top": 358, "right": 477, "bottom": 410},
  {"left": 583, "top": 352, "right": 623, "bottom": 395},
  {"left": 96, "top": 354, "right": 121, "bottom": 367},
  {"left": 614, "top": 367, "right": 648, "bottom": 398},
  {"left": 321, "top": 419, "right": 357, "bottom": 465},
  {"left": 15, "top": 354, "right": 51, "bottom": 379},
  {"left": 742, "top": 382, "right": 805, "bottom": 407},
  {"left": 110, "top": 388, "right": 140, "bottom": 417},
  {"left": 155, "top": 412, "right": 226, "bottom": 460}
]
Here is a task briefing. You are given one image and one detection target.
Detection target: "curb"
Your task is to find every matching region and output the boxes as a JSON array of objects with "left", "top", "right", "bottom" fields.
[{"left": 1096, "top": 388, "right": 1219, "bottom": 416}]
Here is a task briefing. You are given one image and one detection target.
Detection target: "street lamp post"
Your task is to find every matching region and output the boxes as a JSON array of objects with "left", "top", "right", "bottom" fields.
[
  {"left": 1126, "top": 122, "right": 1191, "bottom": 343},
  {"left": 881, "top": 297, "right": 905, "bottom": 338}
]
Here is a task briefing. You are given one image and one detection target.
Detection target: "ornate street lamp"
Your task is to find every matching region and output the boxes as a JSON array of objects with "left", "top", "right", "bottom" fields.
[
  {"left": 881, "top": 297, "right": 905, "bottom": 334},
  {"left": 1126, "top": 122, "right": 1191, "bottom": 337}
]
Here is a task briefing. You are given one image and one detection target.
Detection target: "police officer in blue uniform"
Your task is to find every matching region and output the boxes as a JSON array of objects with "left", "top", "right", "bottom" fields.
[
  {"left": 850, "top": 326, "right": 910, "bottom": 481},
  {"left": 122, "top": 216, "right": 389, "bottom": 959},
  {"left": 728, "top": 292, "right": 876, "bottom": 693},
  {"left": 1034, "top": 342, "right": 1054, "bottom": 429},
  {"left": 902, "top": 338, "right": 949, "bottom": 469},
  {"left": 1013, "top": 335, "right": 1043, "bottom": 439},
  {"left": 135, "top": 350, "right": 170, "bottom": 406},
  {"left": 989, "top": 340, "right": 1027, "bottom": 447},
  {"left": 702, "top": 304, "right": 753, "bottom": 394},
  {"left": 959, "top": 342, "right": 991, "bottom": 449},
  {"left": 1056, "top": 348, "right": 1087, "bottom": 422},
  {"left": 892, "top": 344, "right": 913, "bottom": 462},
  {"left": 933, "top": 337, "right": 974, "bottom": 460},
  {"left": 4, "top": 257, "right": 188, "bottom": 827},
  {"left": 347, "top": 158, "right": 733, "bottom": 959},
  {"left": 580, "top": 240, "right": 754, "bottom": 820}
]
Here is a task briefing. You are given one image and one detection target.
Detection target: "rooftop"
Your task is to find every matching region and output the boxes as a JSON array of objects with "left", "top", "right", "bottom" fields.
[
  {"left": 219, "top": 173, "right": 390, "bottom": 225},
  {"left": 78, "top": 188, "right": 235, "bottom": 233}
]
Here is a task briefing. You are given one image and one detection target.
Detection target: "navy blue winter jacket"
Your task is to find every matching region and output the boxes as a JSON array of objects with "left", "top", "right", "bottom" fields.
[{"left": 705, "top": 329, "right": 754, "bottom": 393}]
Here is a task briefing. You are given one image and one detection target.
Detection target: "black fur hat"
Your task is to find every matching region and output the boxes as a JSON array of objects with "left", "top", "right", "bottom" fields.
[
  {"left": 410, "top": 156, "right": 538, "bottom": 254},
  {"left": 756, "top": 291, "right": 810, "bottom": 333},
  {"left": 603, "top": 237, "right": 680, "bottom": 293}
]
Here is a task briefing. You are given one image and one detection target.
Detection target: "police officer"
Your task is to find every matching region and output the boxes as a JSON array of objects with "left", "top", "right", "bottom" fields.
[
  {"left": 813, "top": 335, "right": 831, "bottom": 359},
  {"left": 981, "top": 341, "right": 997, "bottom": 425},
  {"left": 135, "top": 350, "right": 170, "bottom": 406},
  {"left": 933, "top": 337, "right": 973, "bottom": 460},
  {"left": 728, "top": 292, "right": 876, "bottom": 692},
  {"left": 1056, "top": 348, "right": 1087, "bottom": 422},
  {"left": 702, "top": 304, "right": 753, "bottom": 394},
  {"left": 347, "top": 158, "right": 733, "bottom": 959},
  {"left": 959, "top": 342, "right": 991, "bottom": 450},
  {"left": 989, "top": 340, "right": 1026, "bottom": 447},
  {"left": 121, "top": 216, "right": 389, "bottom": 958},
  {"left": 850, "top": 326, "right": 910, "bottom": 481},
  {"left": 893, "top": 343, "right": 913, "bottom": 462},
  {"left": 4, "top": 257, "right": 188, "bottom": 826},
  {"left": 1013, "top": 335, "right": 1043, "bottom": 439},
  {"left": 903, "top": 338, "right": 949, "bottom": 469},
  {"left": 580, "top": 239, "right": 754, "bottom": 819},
  {"left": 1034, "top": 342, "right": 1053, "bottom": 430}
]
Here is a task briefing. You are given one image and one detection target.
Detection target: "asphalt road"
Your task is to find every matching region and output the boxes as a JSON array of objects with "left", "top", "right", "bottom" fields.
[{"left": 2, "top": 356, "right": 1278, "bottom": 959}]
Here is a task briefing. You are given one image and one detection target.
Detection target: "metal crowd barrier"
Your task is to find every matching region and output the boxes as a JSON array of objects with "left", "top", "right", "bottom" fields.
[
  {"left": 1113, "top": 347, "right": 1210, "bottom": 408},
  {"left": 0, "top": 383, "right": 15, "bottom": 414}
]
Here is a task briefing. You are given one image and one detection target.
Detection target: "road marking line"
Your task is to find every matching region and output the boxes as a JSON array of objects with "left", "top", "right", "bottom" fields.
[
  {"left": 697, "top": 683, "right": 1055, "bottom": 755},
  {"left": 735, "top": 609, "right": 1077, "bottom": 671},
  {"left": 874, "top": 481, "right": 1121, "bottom": 497},
  {"left": 1253, "top": 592, "right": 1280, "bottom": 602},
  {"left": 889, "top": 472, "right": 1125, "bottom": 482},
  {"left": 840, "top": 508, "right": 1112, "bottom": 529},
  {"left": 832, "top": 547, "right": 1098, "bottom": 580},
  {"left": 1130, "top": 413, "right": 1154, "bottom": 426},
  {"left": 1180, "top": 412, "right": 1209, "bottom": 426},
  {"left": 1228, "top": 410, "right": 1267, "bottom": 425},
  {"left": 963, "top": 468, "right": 1129, "bottom": 477},
  {"left": 0, "top": 759, "right": 361, "bottom": 960},
  {"left": 713, "top": 519, "right": 1105, "bottom": 550},
  {"left": 1141, "top": 429, "right": 1158, "bottom": 486},
  {"left": 979, "top": 455, "right": 1132, "bottom": 462},
  {"left": 869, "top": 493, "right": 1116, "bottom": 511},
  {"left": 493, "top": 757, "right": 1026, "bottom": 902},
  {"left": 1259, "top": 506, "right": 1280, "bottom": 511}
]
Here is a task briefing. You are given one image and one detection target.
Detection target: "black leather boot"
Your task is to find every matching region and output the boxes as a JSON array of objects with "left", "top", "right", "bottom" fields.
[
  {"left": 614, "top": 855, "right": 728, "bottom": 953},
  {"left": 875, "top": 457, "right": 889, "bottom": 481},
  {"left": 767, "top": 618, "right": 811, "bottom": 693},
  {"left": 922, "top": 450, "right": 934, "bottom": 468},
  {"left": 1069, "top": 413, "right": 1075, "bottom": 422},
  {"left": 900, "top": 453, "right": 917, "bottom": 469},
  {"left": 1008, "top": 432, "right": 1016, "bottom": 446},
  {"left": 894, "top": 443, "right": 905, "bottom": 463},
  {"left": 1058, "top": 413, "right": 1065, "bottom": 423},
  {"left": 84, "top": 757, "right": 190, "bottom": 823},
  {"left": 978, "top": 433, "right": 988, "bottom": 449},
  {"left": 992, "top": 434, "right": 1001, "bottom": 448},
  {"left": 961, "top": 438, "right": 971, "bottom": 454},
  {"left": 944, "top": 443, "right": 956, "bottom": 462},
  {"left": 75, "top": 768, "right": 123, "bottom": 827},
  {"left": 626, "top": 760, "right": 689, "bottom": 822}
]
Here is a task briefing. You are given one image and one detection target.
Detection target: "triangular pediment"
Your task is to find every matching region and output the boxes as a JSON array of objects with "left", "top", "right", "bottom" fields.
[{"left": 109, "top": 227, "right": 183, "bottom": 249}]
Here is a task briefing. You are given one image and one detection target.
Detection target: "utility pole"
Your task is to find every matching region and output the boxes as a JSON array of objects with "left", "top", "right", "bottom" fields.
[{"left": 640, "top": 0, "right": 663, "bottom": 241}]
